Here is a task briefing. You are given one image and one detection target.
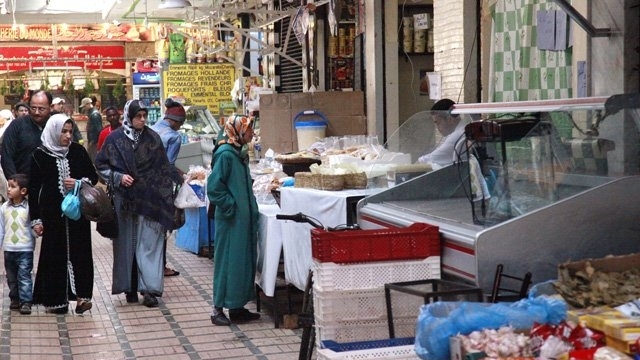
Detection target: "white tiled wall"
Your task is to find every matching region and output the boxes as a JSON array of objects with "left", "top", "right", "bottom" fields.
[{"left": 433, "top": 0, "right": 466, "bottom": 102}]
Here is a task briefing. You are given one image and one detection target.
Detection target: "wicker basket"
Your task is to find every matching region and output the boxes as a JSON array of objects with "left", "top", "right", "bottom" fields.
[
  {"left": 295, "top": 172, "right": 320, "bottom": 189},
  {"left": 275, "top": 156, "right": 322, "bottom": 176},
  {"left": 343, "top": 172, "right": 367, "bottom": 189},
  {"left": 319, "top": 174, "right": 344, "bottom": 191},
  {"left": 295, "top": 172, "right": 345, "bottom": 191}
]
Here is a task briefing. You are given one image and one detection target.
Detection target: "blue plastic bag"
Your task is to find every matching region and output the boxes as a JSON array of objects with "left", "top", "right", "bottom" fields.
[
  {"left": 61, "top": 180, "right": 82, "bottom": 221},
  {"left": 415, "top": 296, "right": 567, "bottom": 360}
]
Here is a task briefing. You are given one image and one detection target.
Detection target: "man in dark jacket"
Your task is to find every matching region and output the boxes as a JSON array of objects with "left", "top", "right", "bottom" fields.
[
  {"left": 1, "top": 91, "right": 52, "bottom": 178},
  {"left": 82, "top": 97, "right": 102, "bottom": 161}
]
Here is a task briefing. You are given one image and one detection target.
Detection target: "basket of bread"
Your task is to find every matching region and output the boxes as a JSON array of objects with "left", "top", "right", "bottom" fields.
[
  {"left": 275, "top": 151, "right": 322, "bottom": 176},
  {"left": 294, "top": 163, "right": 367, "bottom": 191}
]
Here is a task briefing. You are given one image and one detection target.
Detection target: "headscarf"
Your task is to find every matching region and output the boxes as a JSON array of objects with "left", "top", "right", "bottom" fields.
[
  {"left": 217, "top": 115, "right": 253, "bottom": 147},
  {"left": 40, "top": 113, "right": 73, "bottom": 195},
  {"left": 122, "top": 99, "right": 148, "bottom": 145},
  {"left": 41, "top": 113, "right": 72, "bottom": 158},
  {"left": 0, "top": 109, "right": 14, "bottom": 121}
]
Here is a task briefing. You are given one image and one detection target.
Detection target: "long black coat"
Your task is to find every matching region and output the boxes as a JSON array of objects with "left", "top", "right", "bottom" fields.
[{"left": 28, "top": 143, "right": 99, "bottom": 308}]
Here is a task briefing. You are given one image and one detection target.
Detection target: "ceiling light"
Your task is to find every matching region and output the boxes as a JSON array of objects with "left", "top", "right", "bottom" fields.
[{"left": 158, "top": 0, "right": 192, "bottom": 9}]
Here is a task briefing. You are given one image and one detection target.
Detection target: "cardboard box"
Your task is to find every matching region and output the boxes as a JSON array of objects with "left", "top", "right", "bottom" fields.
[
  {"left": 259, "top": 92, "right": 367, "bottom": 154},
  {"left": 260, "top": 109, "right": 294, "bottom": 143},
  {"left": 558, "top": 253, "right": 640, "bottom": 282},
  {"left": 259, "top": 93, "right": 291, "bottom": 111},
  {"left": 326, "top": 115, "right": 367, "bottom": 136},
  {"left": 289, "top": 92, "right": 313, "bottom": 113},
  {"left": 603, "top": 319, "right": 640, "bottom": 341},
  {"left": 567, "top": 306, "right": 614, "bottom": 327},
  {"left": 605, "top": 335, "right": 639, "bottom": 354},
  {"left": 261, "top": 141, "right": 295, "bottom": 155},
  {"left": 584, "top": 311, "right": 632, "bottom": 332},
  {"left": 311, "top": 91, "right": 365, "bottom": 116}
]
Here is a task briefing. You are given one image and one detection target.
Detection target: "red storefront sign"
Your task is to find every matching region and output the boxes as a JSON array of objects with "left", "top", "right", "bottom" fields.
[{"left": 0, "top": 45, "right": 125, "bottom": 71}]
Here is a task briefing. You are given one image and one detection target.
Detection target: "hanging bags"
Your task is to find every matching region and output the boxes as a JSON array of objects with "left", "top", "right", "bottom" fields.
[{"left": 61, "top": 180, "right": 82, "bottom": 221}]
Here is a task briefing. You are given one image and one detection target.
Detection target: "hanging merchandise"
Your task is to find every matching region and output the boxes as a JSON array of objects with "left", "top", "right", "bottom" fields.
[
  {"left": 158, "top": 38, "right": 170, "bottom": 65},
  {"left": 185, "top": 37, "right": 196, "bottom": 64},
  {"left": 169, "top": 33, "right": 186, "bottom": 64}
]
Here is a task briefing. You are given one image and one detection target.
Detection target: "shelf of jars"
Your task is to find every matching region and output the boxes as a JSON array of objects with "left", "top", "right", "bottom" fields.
[
  {"left": 398, "top": 5, "right": 434, "bottom": 57},
  {"left": 326, "top": 20, "right": 356, "bottom": 90}
]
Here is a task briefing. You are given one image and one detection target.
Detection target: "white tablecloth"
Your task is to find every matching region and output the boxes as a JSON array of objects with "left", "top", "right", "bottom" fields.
[
  {"left": 256, "top": 204, "right": 285, "bottom": 296},
  {"left": 280, "top": 187, "right": 377, "bottom": 291},
  {"left": 256, "top": 188, "right": 380, "bottom": 295}
]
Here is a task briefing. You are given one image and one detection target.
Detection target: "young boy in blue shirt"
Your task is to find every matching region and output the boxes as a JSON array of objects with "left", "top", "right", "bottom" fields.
[{"left": 0, "top": 174, "right": 35, "bottom": 315}]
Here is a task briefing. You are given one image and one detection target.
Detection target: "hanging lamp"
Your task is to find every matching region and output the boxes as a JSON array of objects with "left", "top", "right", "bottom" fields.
[{"left": 158, "top": 0, "right": 192, "bottom": 9}]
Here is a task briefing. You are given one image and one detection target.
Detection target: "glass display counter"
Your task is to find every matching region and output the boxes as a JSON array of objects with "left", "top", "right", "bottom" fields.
[
  {"left": 175, "top": 105, "right": 221, "bottom": 172},
  {"left": 358, "top": 94, "right": 640, "bottom": 291}
]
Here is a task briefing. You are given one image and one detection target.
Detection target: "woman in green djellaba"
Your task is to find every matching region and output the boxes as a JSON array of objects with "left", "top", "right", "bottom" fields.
[{"left": 207, "top": 115, "right": 260, "bottom": 326}]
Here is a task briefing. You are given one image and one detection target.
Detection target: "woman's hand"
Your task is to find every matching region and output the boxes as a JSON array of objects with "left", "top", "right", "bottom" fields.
[
  {"left": 121, "top": 174, "right": 135, "bottom": 188},
  {"left": 64, "top": 178, "right": 77, "bottom": 191}
]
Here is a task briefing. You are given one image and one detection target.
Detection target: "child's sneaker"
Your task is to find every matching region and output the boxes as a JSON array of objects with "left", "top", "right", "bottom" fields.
[
  {"left": 19, "top": 303, "right": 32, "bottom": 315},
  {"left": 10, "top": 300, "right": 20, "bottom": 310}
]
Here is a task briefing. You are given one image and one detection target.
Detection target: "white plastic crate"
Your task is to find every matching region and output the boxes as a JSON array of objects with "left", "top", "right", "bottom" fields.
[
  {"left": 317, "top": 338, "right": 420, "bottom": 360},
  {"left": 316, "top": 316, "right": 417, "bottom": 347},
  {"left": 317, "top": 345, "right": 419, "bottom": 360},
  {"left": 312, "top": 256, "right": 441, "bottom": 292},
  {"left": 314, "top": 288, "right": 424, "bottom": 323}
]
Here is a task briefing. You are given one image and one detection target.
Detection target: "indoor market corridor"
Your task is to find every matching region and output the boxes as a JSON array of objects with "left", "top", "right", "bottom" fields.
[{"left": 0, "top": 226, "right": 302, "bottom": 359}]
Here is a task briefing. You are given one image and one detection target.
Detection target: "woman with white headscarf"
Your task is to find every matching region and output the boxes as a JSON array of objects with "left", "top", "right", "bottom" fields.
[
  {"left": 94, "top": 99, "right": 182, "bottom": 308},
  {"left": 28, "top": 113, "right": 99, "bottom": 314},
  {"left": 0, "top": 108, "right": 15, "bottom": 147},
  {"left": 0, "top": 109, "right": 14, "bottom": 201}
]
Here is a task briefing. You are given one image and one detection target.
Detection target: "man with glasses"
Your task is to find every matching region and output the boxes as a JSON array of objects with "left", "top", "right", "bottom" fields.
[{"left": 1, "top": 91, "right": 52, "bottom": 178}]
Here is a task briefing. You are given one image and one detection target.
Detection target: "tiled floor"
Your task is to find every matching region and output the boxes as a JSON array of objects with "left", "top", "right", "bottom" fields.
[{"left": 0, "top": 225, "right": 304, "bottom": 359}]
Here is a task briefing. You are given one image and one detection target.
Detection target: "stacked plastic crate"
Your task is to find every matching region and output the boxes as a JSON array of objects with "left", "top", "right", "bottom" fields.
[{"left": 310, "top": 223, "right": 442, "bottom": 360}]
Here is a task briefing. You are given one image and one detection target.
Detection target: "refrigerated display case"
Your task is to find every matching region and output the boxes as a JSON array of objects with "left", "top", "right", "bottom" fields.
[
  {"left": 132, "top": 72, "right": 162, "bottom": 125},
  {"left": 175, "top": 105, "right": 222, "bottom": 172},
  {"left": 357, "top": 94, "right": 640, "bottom": 292}
]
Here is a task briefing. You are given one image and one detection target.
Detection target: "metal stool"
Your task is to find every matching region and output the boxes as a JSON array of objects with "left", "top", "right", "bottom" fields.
[
  {"left": 488, "top": 264, "right": 532, "bottom": 303},
  {"left": 384, "top": 279, "right": 484, "bottom": 338}
]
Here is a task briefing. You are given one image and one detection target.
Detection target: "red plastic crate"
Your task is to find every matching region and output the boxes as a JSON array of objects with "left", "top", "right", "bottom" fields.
[{"left": 311, "top": 223, "right": 440, "bottom": 263}]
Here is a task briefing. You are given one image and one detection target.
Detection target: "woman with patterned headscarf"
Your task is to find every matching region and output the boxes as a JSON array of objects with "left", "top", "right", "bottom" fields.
[
  {"left": 29, "top": 113, "right": 99, "bottom": 314},
  {"left": 94, "top": 100, "right": 183, "bottom": 308},
  {"left": 208, "top": 115, "right": 260, "bottom": 326}
]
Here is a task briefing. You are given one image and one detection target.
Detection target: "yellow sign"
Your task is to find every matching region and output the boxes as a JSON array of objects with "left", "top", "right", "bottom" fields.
[{"left": 162, "top": 63, "right": 235, "bottom": 114}]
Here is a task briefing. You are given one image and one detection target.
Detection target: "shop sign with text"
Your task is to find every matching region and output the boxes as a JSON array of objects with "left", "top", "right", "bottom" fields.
[
  {"left": 0, "top": 45, "right": 125, "bottom": 71},
  {"left": 0, "top": 24, "right": 156, "bottom": 42},
  {"left": 163, "top": 63, "right": 235, "bottom": 114}
]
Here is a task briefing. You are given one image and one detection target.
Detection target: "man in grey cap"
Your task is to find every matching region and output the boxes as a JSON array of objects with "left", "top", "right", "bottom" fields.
[
  {"left": 81, "top": 97, "right": 102, "bottom": 160},
  {"left": 151, "top": 98, "right": 187, "bottom": 277}
]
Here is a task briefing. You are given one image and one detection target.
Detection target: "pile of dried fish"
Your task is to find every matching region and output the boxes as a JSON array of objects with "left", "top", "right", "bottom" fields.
[{"left": 554, "top": 261, "right": 640, "bottom": 308}]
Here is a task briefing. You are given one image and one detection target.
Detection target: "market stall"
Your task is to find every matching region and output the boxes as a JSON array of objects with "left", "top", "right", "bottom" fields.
[
  {"left": 259, "top": 186, "right": 380, "bottom": 292},
  {"left": 357, "top": 95, "right": 640, "bottom": 292},
  {"left": 174, "top": 105, "right": 220, "bottom": 172}
]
